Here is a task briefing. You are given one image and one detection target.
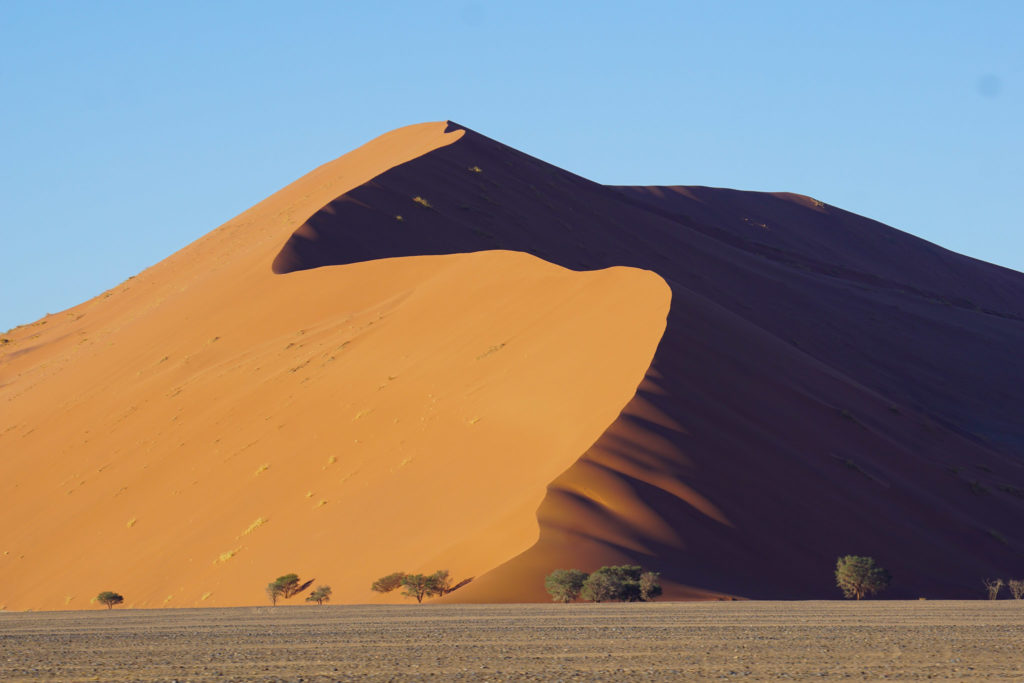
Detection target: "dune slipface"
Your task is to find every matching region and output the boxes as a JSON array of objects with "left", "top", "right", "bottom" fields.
[{"left": 2, "top": 122, "right": 1022, "bottom": 610}]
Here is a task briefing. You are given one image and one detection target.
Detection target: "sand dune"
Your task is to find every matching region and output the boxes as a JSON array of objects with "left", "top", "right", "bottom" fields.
[{"left": 2, "top": 121, "right": 1022, "bottom": 609}]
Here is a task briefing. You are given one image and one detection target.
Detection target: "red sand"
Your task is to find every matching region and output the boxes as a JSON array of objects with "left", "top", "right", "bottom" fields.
[{"left": 2, "top": 121, "right": 1022, "bottom": 610}]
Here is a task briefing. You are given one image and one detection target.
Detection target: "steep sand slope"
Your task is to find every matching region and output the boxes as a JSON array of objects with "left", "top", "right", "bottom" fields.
[
  {"left": 3, "top": 120, "right": 1022, "bottom": 608},
  {"left": 0, "top": 123, "right": 669, "bottom": 610},
  {"left": 269, "top": 122, "right": 1024, "bottom": 601}
]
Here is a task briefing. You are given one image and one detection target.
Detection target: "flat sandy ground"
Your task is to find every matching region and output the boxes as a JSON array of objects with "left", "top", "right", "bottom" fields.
[{"left": 1, "top": 601, "right": 1022, "bottom": 681}]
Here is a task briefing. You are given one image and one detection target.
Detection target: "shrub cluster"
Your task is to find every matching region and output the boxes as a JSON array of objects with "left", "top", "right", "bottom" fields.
[
  {"left": 265, "top": 573, "right": 315, "bottom": 605},
  {"left": 306, "top": 585, "right": 333, "bottom": 605},
  {"left": 371, "top": 569, "right": 473, "bottom": 603},
  {"left": 545, "top": 565, "right": 661, "bottom": 603}
]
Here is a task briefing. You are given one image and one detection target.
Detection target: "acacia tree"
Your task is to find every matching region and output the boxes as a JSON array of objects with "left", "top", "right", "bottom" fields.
[
  {"left": 639, "top": 571, "right": 662, "bottom": 601},
  {"left": 266, "top": 582, "right": 283, "bottom": 605},
  {"left": 306, "top": 585, "right": 332, "bottom": 606},
  {"left": 371, "top": 572, "right": 406, "bottom": 594},
  {"left": 580, "top": 570, "right": 618, "bottom": 603},
  {"left": 835, "top": 556, "right": 891, "bottom": 600},
  {"left": 371, "top": 569, "right": 470, "bottom": 603},
  {"left": 400, "top": 574, "right": 432, "bottom": 603},
  {"left": 581, "top": 566, "right": 651, "bottom": 602},
  {"left": 1008, "top": 580, "right": 1024, "bottom": 600},
  {"left": 96, "top": 591, "right": 124, "bottom": 609},
  {"left": 428, "top": 570, "right": 452, "bottom": 597},
  {"left": 545, "top": 569, "right": 589, "bottom": 603},
  {"left": 266, "top": 573, "right": 314, "bottom": 605}
]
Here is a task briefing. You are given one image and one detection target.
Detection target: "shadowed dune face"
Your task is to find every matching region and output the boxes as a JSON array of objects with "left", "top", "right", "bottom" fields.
[
  {"left": 2, "top": 120, "right": 1023, "bottom": 610},
  {"left": 272, "top": 122, "right": 1024, "bottom": 601}
]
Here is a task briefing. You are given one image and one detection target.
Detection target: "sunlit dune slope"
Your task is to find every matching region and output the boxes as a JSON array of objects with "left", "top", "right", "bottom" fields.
[
  {"left": 0, "top": 122, "right": 669, "bottom": 611},
  {"left": 3, "top": 120, "right": 1023, "bottom": 609}
]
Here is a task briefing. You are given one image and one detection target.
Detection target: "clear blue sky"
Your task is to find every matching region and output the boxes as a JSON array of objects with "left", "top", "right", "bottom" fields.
[{"left": 2, "top": 1, "right": 1021, "bottom": 331}]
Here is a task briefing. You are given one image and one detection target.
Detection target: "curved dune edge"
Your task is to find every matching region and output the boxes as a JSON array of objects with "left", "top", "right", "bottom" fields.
[
  {"left": 0, "top": 119, "right": 675, "bottom": 610},
  {"left": 265, "top": 121, "right": 1023, "bottom": 602},
  {"left": 0, "top": 247, "right": 669, "bottom": 611},
  {"left": 4, "top": 117, "right": 1024, "bottom": 609}
]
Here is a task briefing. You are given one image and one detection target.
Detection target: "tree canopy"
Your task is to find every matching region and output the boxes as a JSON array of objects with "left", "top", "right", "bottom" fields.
[
  {"left": 400, "top": 574, "right": 433, "bottom": 603},
  {"left": 371, "top": 569, "right": 472, "bottom": 603},
  {"left": 581, "top": 566, "right": 654, "bottom": 602},
  {"left": 545, "top": 569, "right": 589, "bottom": 602},
  {"left": 371, "top": 572, "right": 406, "bottom": 594},
  {"left": 546, "top": 565, "right": 661, "bottom": 603},
  {"left": 96, "top": 591, "right": 124, "bottom": 609},
  {"left": 639, "top": 571, "right": 662, "bottom": 601},
  {"left": 266, "top": 573, "right": 315, "bottom": 605},
  {"left": 835, "top": 556, "right": 891, "bottom": 600},
  {"left": 306, "top": 585, "right": 332, "bottom": 606}
]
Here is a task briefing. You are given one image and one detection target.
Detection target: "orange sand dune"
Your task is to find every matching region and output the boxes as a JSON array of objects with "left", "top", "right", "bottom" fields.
[
  {"left": 3, "top": 120, "right": 1023, "bottom": 609},
  {"left": 0, "top": 123, "right": 668, "bottom": 611}
]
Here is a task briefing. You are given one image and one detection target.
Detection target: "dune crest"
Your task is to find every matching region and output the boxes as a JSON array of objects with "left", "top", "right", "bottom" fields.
[
  {"left": 3, "top": 121, "right": 1023, "bottom": 609},
  {"left": 0, "top": 168, "right": 669, "bottom": 609}
]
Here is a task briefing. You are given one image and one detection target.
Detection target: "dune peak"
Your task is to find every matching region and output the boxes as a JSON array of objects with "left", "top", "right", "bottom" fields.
[{"left": 2, "top": 121, "right": 1022, "bottom": 610}]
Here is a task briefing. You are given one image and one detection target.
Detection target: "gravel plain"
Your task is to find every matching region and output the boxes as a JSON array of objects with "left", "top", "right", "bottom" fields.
[{"left": 1, "top": 601, "right": 1022, "bottom": 681}]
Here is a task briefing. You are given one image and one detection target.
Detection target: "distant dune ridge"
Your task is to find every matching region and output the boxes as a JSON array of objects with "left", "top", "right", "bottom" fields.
[{"left": 1, "top": 122, "right": 1022, "bottom": 610}]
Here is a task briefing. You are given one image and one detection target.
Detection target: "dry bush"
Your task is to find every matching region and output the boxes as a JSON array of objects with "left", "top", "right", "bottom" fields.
[{"left": 983, "top": 578, "right": 1004, "bottom": 600}]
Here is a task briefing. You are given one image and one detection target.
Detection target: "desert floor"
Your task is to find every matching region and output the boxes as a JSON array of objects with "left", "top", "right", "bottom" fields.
[{"left": 1, "top": 601, "right": 1021, "bottom": 681}]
